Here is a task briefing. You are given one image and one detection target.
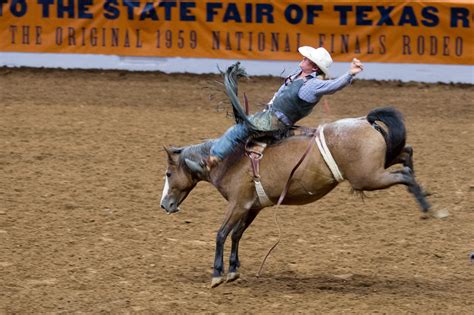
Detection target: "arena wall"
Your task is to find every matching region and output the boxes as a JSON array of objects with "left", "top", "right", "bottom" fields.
[
  {"left": 1, "top": 1, "right": 472, "bottom": 83},
  {"left": 1, "top": 53, "right": 472, "bottom": 84}
]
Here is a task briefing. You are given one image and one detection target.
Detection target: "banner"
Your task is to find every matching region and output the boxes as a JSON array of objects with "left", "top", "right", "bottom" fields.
[{"left": 1, "top": 1, "right": 472, "bottom": 65}]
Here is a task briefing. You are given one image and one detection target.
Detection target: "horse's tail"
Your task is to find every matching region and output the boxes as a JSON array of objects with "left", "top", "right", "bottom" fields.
[
  {"left": 367, "top": 107, "right": 406, "bottom": 168},
  {"left": 222, "top": 62, "right": 258, "bottom": 131}
]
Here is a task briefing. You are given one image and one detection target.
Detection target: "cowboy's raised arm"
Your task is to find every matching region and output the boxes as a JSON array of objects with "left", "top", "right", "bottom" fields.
[{"left": 350, "top": 58, "right": 364, "bottom": 76}]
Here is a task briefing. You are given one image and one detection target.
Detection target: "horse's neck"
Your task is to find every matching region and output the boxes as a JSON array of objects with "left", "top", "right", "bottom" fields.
[
  {"left": 181, "top": 140, "right": 214, "bottom": 181},
  {"left": 192, "top": 140, "right": 232, "bottom": 187}
]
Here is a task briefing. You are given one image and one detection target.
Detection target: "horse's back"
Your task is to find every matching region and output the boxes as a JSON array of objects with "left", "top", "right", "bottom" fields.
[
  {"left": 217, "top": 116, "right": 387, "bottom": 206},
  {"left": 325, "top": 116, "right": 388, "bottom": 185}
]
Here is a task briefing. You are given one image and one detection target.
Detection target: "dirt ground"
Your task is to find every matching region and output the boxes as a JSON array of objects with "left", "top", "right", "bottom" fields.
[{"left": 0, "top": 66, "right": 473, "bottom": 314}]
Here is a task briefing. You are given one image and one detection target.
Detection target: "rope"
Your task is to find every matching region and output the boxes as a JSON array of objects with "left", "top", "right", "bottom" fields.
[
  {"left": 256, "top": 133, "right": 317, "bottom": 277},
  {"left": 256, "top": 204, "right": 282, "bottom": 277}
]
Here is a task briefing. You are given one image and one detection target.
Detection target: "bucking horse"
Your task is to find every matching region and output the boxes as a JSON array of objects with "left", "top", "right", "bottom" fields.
[{"left": 160, "top": 63, "right": 431, "bottom": 288}]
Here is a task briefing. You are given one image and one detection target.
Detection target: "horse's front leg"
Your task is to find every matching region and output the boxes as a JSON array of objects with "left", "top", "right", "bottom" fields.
[
  {"left": 212, "top": 203, "right": 249, "bottom": 288},
  {"left": 227, "top": 208, "right": 261, "bottom": 283}
]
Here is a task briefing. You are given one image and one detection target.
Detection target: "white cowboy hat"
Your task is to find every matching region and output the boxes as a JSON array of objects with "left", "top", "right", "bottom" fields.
[{"left": 298, "top": 46, "right": 333, "bottom": 77}]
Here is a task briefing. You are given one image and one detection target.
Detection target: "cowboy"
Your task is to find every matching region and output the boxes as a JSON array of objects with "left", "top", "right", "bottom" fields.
[{"left": 204, "top": 46, "right": 364, "bottom": 170}]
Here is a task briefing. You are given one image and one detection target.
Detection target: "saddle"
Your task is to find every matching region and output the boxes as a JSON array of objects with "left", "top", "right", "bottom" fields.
[
  {"left": 245, "top": 125, "right": 317, "bottom": 181},
  {"left": 243, "top": 126, "right": 319, "bottom": 207}
]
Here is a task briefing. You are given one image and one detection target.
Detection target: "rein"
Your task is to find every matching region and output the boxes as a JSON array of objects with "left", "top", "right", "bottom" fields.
[
  {"left": 278, "top": 131, "right": 318, "bottom": 205},
  {"left": 256, "top": 131, "right": 318, "bottom": 277}
]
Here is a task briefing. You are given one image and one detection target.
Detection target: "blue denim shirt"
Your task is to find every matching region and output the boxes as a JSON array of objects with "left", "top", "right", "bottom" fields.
[{"left": 270, "top": 68, "right": 354, "bottom": 104}]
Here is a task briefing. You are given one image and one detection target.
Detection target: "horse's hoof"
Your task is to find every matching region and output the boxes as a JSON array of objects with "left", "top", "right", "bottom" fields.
[
  {"left": 420, "top": 212, "right": 430, "bottom": 220},
  {"left": 210, "top": 277, "right": 224, "bottom": 288},
  {"left": 226, "top": 272, "right": 240, "bottom": 282}
]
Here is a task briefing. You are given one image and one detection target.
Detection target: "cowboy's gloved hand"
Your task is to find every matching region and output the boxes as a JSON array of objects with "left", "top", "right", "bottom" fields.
[{"left": 350, "top": 58, "right": 364, "bottom": 75}]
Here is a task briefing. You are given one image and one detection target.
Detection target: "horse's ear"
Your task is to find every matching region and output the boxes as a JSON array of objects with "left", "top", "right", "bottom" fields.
[
  {"left": 184, "top": 158, "right": 205, "bottom": 176},
  {"left": 163, "top": 146, "right": 182, "bottom": 165}
]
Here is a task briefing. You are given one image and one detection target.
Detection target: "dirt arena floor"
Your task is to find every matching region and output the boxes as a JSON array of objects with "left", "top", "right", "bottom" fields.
[{"left": 0, "top": 66, "right": 473, "bottom": 314}]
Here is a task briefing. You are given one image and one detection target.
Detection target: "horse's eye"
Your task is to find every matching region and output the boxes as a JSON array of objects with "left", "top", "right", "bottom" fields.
[{"left": 166, "top": 172, "right": 172, "bottom": 178}]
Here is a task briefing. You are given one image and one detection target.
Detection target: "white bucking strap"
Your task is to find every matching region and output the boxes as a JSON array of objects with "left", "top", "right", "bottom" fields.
[
  {"left": 254, "top": 179, "right": 274, "bottom": 207},
  {"left": 315, "top": 125, "right": 344, "bottom": 182}
]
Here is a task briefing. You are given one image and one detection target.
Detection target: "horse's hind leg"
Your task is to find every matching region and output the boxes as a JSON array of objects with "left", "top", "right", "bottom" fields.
[
  {"left": 386, "top": 145, "right": 414, "bottom": 172},
  {"left": 354, "top": 166, "right": 430, "bottom": 213},
  {"left": 394, "top": 168, "right": 431, "bottom": 212},
  {"left": 227, "top": 208, "right": 261, "bottom": 282}
]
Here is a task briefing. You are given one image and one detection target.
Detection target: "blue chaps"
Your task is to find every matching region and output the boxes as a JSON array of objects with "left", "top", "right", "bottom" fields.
[{"left": 210, "top": 110, "right": 288, "bottom": 159}]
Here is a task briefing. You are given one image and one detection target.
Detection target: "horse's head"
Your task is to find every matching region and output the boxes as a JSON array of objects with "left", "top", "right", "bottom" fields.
[{"left": 160, "top": 146, "right": 202, "bottom": 214}]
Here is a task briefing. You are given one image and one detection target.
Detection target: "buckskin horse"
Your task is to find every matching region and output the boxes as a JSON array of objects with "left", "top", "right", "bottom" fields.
[{"left": 160, "top": 66, "right": 430, "bottom": 288}]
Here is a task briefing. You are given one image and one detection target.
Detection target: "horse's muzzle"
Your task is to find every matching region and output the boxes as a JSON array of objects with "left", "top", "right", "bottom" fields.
[{"left": 160, "top": 197, "right": 180, "bottom": 214}]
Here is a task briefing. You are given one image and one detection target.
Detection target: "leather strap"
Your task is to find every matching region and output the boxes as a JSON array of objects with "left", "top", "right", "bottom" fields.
[
  {"left": 248, "top": 151, "right": 262, "bottom": 178},
  {"left": 277, "top": 132, "right": 317, "bottom": 205},
  {"left": 246, "top": 148, "right": 274, "bottom": 207}
]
